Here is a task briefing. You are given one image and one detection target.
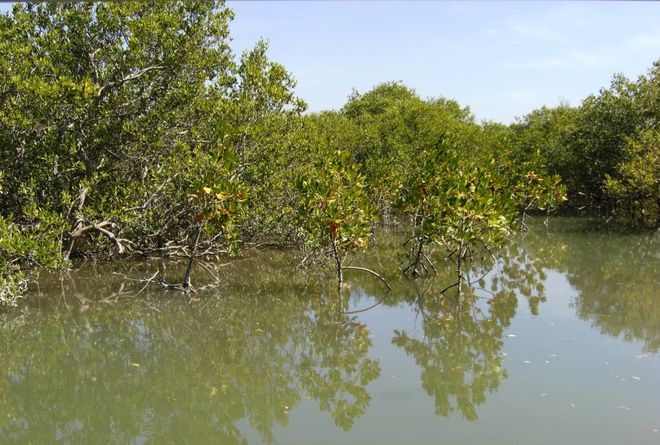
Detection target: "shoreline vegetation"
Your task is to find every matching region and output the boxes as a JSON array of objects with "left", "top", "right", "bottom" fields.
[{"left": 1, "top": 2, "right": 658, "bottom": 307}]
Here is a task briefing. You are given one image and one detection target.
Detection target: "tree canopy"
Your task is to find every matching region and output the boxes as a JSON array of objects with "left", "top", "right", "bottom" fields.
[{"left": 1, "top": 1, "right": 655, "bottom": 307}]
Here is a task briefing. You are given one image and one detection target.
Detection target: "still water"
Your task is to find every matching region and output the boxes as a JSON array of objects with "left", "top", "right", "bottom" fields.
[{"left": 0, "top": 218, "right": 658, "bottom": 444}]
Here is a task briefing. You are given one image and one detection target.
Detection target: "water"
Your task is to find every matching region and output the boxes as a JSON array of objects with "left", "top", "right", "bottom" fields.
[{"left": 0, "top": 218, "right": 658, "bottom": 444}]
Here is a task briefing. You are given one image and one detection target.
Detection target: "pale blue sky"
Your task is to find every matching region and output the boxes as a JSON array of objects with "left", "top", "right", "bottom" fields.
[
  {"left": 2, "top": 2, "right": 659, "bottom": 123},
  {"left": 227, "top": 1, "right": 660, "bottom": 123}
]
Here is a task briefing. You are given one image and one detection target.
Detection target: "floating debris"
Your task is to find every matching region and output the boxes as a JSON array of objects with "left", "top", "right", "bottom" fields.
[
  {"left": 616, "top": 405, "right": 632, "bottom": 411},
  {"left": 506, "top": 334, "right": 517, "bottom": 338}
]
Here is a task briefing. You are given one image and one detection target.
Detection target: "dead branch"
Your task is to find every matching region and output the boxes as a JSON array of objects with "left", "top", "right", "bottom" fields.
[
  {"left": 97, "top": 65, "right": 164, "bottom": 99},
  {"left": 68, "top": 220, "right": 131, "bottom": 256}
]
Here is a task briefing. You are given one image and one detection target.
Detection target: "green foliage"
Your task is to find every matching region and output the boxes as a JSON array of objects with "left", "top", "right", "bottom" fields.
[
  {"left": 0, "top": 269, "right": 27, "bottom": 308},
  {"left": 340, "top": 83, "right": 477, "bottom": 212},
  {"left": 510, "top": 104, "right": 580, "bottom": 174},
  {"left": 604, "top": 128, "right": 660, "bottom": 228},
  {"left": 188, "top": 148, "right": 249, "bottom": 257},
  {"left": 0, "top": 1, "right": 618, "bottom": 305},
  {"left": 0, "top": 1, "right": 302, "bottom": 263},
  {"left": 512, "top": 59, "right": 659, "bottom": 227},
  {"left": 296, "top": 148, "right": 377, "bottom": 287},
  {"left": 0, "top": 206, "right": 66, "bottom": 269},
  {"left": 0, "top": 206, "right": 66, "bottom": 307},
  {"left": 497, "top": 151, "right": 568, "bottom": 215},
  {"left": 233, "top": 39, "right": 307, "bottom": 121},
  {"left": 395, "top": 138, "right": 564, "bottom": 281}
]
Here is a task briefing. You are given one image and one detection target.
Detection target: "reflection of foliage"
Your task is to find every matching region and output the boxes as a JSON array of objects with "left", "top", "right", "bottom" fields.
[
  {"left": 0, "top": 257, "right": 379, "bottom": 443},
  {"left": 392, "top": 289, "right": 516, "bottom": 421},
  {"left": 1, "top": 217, "right": 655, "bottom": 441},
  {"left": 482, "top": 239, "right": 548, "bottom": 316},
  {"left": 0, "top": 299, "right": 299, "bottom": 444},
  {"left": 299, "top": 297, "right": 380, "bottom": 431},
  {"left": 521, "top": 218, "right": 660, "bottom": 352}
]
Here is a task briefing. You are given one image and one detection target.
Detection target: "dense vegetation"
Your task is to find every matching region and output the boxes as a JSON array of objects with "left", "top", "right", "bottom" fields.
[
  {"left": 510, "top": 62, "right": 659, "bottom": 227},
  {"left": 0, "top": 1, "right": 657, "bottom": 307}
]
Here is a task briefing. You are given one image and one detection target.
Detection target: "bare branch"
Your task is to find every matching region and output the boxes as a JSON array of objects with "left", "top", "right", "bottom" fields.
[
  {"left": 342, "top": 266, "right": 391, "bottom": 291},
  {"left": 97, "top": 65, "right": 164, "bottom": 99},
  {"left": 68, "top": 220, "right": 130, "bottom": 256}
]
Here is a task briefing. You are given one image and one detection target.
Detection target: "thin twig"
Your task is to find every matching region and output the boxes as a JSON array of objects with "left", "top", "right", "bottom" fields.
[
  {"left": 421, "top": 251, "right": 438, "bottom": 275},
  {"left": 342, "top": 297, "right": 385, "bottom": 315},
  {"left": 438, "top": 281, "right": 460, "bottom": 296}
]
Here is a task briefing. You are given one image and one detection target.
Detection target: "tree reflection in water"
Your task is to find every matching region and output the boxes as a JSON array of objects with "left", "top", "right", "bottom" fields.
[
  {"left": 519, "top": 218, "right": 660, "bottom": 353},
  {"left": 0, "top": 218, "right": 656, "bottom": 441},
  {"left": 0, "top": 257, "right": 381, "bottom": 444},
  {"left": 298, "top": 295, "right": 380, "bottom": 431},
  {"left": 387, "top": 221, "right": 556, "bottom": 421},
  {"left": 392, "top": 285, "right": 516, "bottom": 420}
]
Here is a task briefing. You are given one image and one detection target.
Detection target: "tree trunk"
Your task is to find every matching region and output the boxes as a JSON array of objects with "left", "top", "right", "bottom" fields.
[
  {"left": 63, "top": 186, "right": 90, "bottom": 260},
  {"left": 182, "top": 224, "right": 203, "bottom": 292},
  {"left": 456, "top": 244, "right": 464, "bottom": 297},
  {"left": 413, "top": 235, "right": 424, "bottom": 276},
  {"left": 331, "top": 236, "right": 343, "bottom": 293}
]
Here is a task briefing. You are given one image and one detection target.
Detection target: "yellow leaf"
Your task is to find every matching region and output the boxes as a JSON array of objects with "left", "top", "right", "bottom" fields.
[
  {"left": 202, "top": 187, "right": 212, "bottom": 195},
  {"left": 210, "top": 387, "right": 218, "bottom": 397}
]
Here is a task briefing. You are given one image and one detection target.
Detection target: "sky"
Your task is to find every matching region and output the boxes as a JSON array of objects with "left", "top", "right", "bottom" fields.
[
  {"left": 2, "top": 1, "right": 659, "bottom": 124},
  {"left": 226, "top": 1, "right": 660, "bottom": 123}
]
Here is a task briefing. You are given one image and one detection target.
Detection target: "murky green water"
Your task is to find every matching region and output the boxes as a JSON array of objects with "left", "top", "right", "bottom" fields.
[{"left": 1, "top": 218, "right": 658, "bottom": 444}]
